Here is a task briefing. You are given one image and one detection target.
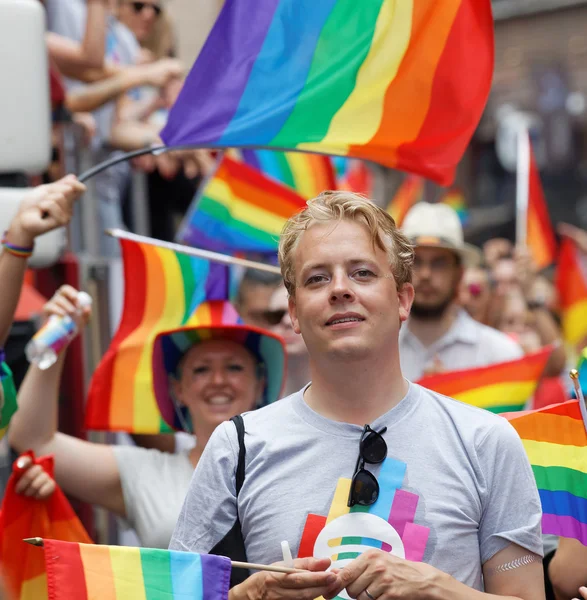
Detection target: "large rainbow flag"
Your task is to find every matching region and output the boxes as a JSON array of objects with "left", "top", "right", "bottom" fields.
[
  {"left": 177, "top": 156, "right": 307, "bottom": 254},
  {"left": 161, "top": 0, "right": 494, "bottom": 186},
  {"left": 41, "top": 540, "right": 231, "bottom": 600},
  {"left": 85, "top": 239, "right": 229, "bottom": 433},
  {"left": 504, "top": 400, "right": 587, "bottom": 545},
  {"left": 417, "top": 347, "right": 552, "bottom": 413},
  {"left": 386, "top": 175, "right": 424, "bottom": 227},
  {"left": 0, "top": 453, "right": 93, "bottom": 600},
  {"left": 556, "top": 237, "right": 587, "bottom": 348},
  {"left": 230, "top": 149, "right": 336, "bottom": 199},
  {"left": 527, "top": 143, "right": 556, "bottom": 269}
]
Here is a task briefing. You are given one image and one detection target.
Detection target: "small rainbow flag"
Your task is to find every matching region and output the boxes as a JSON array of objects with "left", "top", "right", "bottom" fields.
[
  {"left": 504, "top": 400, "right": 587, "bottom": 545},
  {"left": 336, "top": 159, "right": 373, "bottom": 197},
  {"left": 441, "top": 188, "right": 469, "bottom": 226},
  {"left": 177, "top": 156, "right": 307, "bottom": 254},
  {"left": 0, "top": 351, "right": 17, "bottom": 440},
  {"left": 161, "top": 0, "right": 494, "bottom": 186},
  {"left": 41, "top": 540, "right": 231, "bottom": 600},
  {"left": 577, "top": 348, "right": 587, "bottom": 396},
  {"left": 556, "top": 237, "right": 587, "bottom": 348},
  {"left": 527, "top": 143, "right": 556, "bottom": 269},
  {"left": 417, "top": 347, "right": 552, "bottom": 413},
  {"left": 230, "top": 149, "right": 336, "bottom": 199},
  {"left": 386, "top": 175, "right": 424, "bottom": 226},
  {"left": 0, "top": 453, "right": 93, "bottom": 600},
  {"left": 85, "top": 238, "right": 229, "bottom": 433}
]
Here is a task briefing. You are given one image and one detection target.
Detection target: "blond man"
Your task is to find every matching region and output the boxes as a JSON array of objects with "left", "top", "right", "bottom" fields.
[{"left": 171, "top": 192, "right": 545, "bottom": 600}]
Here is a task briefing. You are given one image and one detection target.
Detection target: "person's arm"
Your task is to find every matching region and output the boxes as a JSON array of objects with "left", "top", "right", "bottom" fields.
[
  {"left": 7, "top": 287, "right": 125, "bottom": 517},
  {"left": 548, "top": 538, "right": 587, "bottom": 600},
  {"left": 45, "top": 0, "right": 108, "bottom": 74},
  {"left": 0, "top": 176, "right": 85, "bottom": 348}
]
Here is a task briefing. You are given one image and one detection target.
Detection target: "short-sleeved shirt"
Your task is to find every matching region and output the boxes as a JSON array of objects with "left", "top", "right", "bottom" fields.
[
  {"left": 169, "top": 383, "right": 543, "bottom": 591},
  {"left": 399, "top": 309, "right": 524, "bottom": 381},
  {"left": 113, "top": 445, "right": 194, "bottom": 549}
]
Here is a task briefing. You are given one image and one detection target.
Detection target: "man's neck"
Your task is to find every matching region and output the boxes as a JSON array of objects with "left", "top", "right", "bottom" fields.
[
  {"left": 283, "top": 354, "right": 311, "bottom": 397},
  {"left": 304, "top": 351, "right": 408, "bottom": 426},
  {"left": 407, "top": 304, "right": 459, "bottom": 348}
]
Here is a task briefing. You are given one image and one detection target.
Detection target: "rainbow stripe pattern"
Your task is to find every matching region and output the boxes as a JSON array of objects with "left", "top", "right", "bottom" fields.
[
  {"left": 177, "top": 156, "right": 307, "bottom": 254},
  {"left": 85, "top": 239, "right": 229, "bottom": 433},
  {"left": 42, "top": 540, "right": 231, "bottom": 600},
  {"left": 386, "top": 176, "right": 424, "bottom": 226},
  {"left": 577, "top": 347, "right": 587, "bottom": 397},
  {"left": 556, "top": 237, "right": 587, "bottom": 348},
  {"left": 0, "top": 351, "right": 17, "bottom": 440},
  {"left": 504, "top": 400, "right": 587, "bottom": 545},
  {"left": 417, "top": 347, "right": 552, "bottom": 413},
  {"left": 528, "top": 144, "right": 556, "bottom": 269},
  {"left": 441, "top": 188, "right": 469, "bottom": 226},
  {"left": 229, "top": 149, "right": 336, "bottom": 198},
  {"left": 161, "top": 0, "right": 494, "bottom": 186}
]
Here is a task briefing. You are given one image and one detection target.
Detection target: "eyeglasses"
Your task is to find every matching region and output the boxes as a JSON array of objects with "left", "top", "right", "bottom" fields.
[
  {"left": 347, "top": 424, "right": 388, "bottom": 508},
  {"left": 263, "top": 309, "right": 287, "bottom": 327},
  {"left": 129, "top": 1, "right": 162, "bottom": 16}
]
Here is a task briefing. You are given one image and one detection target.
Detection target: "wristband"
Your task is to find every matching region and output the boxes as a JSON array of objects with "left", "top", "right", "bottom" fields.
[{"left": 2, "top": 231, "right": 34, "bottom": 258}]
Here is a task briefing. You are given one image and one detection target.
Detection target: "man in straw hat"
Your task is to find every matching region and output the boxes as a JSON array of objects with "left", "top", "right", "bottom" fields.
[
  {"left": 399, "top": 202, "right": 523, "bottom": 381},
  {"left": 171, "top": 191, "right": 544, "bottom": 600}
]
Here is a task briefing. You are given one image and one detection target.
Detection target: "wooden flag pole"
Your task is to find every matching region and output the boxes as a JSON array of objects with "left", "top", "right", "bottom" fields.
[
  {"left": 515, "top": 127, "right": 530, "bottom": 248},
  {"left": 23, "top": 538, "right": 303, "bottom": 575},
  {"left": 106, "top": 229, "right": 281, "bottom": 275}
]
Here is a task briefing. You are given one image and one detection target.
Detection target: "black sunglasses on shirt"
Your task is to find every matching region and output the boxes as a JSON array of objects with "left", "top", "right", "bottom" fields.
[
  {"left": 129, "top": 1, "right": 162, "bottom": 16},
  {"left": 347, "top": 424, "right": 388, "bottom": 508}
]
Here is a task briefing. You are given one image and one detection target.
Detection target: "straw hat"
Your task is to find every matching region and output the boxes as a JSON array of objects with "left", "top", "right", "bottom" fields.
[
  {"left": 152, "top": 300, "right": 286, "bottom": 431},
  {"left": 401, "top": 202, "right": 482, "bottom": 267}
]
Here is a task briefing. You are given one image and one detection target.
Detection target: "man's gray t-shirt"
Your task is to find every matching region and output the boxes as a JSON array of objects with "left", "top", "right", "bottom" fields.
[{"left": 170, "top": 383, "right": 542, "bottom": 592}]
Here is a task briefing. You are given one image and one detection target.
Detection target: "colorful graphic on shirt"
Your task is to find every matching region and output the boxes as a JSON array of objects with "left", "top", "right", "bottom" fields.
[{"left": 298, "top": 457, "right": 430, "bottom": 600}]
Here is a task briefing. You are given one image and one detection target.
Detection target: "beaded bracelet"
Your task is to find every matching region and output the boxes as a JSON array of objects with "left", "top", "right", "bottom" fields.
[{"left": 1, "top": 231, "right": 34, "bottom": 258}]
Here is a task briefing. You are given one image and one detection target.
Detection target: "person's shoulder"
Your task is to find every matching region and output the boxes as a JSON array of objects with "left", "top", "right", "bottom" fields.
[
  {"left": 113, "top": 443, "right": 192, "bottom": 475},
  {"left": 241, "top": 391, "right": 299, "bottom": 427},
  {"left": 464, "top": 314, "right": 524, "bottom": 359}
]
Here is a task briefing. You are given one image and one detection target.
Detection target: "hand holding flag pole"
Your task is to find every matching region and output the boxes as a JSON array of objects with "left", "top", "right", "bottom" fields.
[{"left": 23, "top": 537, "right": 304, "bottom": 575}]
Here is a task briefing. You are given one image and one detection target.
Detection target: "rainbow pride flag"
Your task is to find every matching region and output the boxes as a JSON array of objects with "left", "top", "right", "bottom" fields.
[
  {"left": 556, "top": 237, "right": 587, "bottom": 348},
  {"left": 0, "top": 453, "right": 93, "bottom": 600},
  {"left": 0, "top": 351, "right": 17, "bottom": 440},
  {"left": 527, "top": 143, "right": 556, "bottom": 269},
  {"left": 577, "top": 348, "right": 587, "bottom": 396},
  {"left": 161, "top": 0, "right": 494, "bottom": 186},
  {"left": 230, "top": 149, "right": 336, "bottom": 199},
  {"left": 336, "top": 159, "right": 374, "bottom": 197},
  {"left": 504, "top": 400, "right": 587, "bottom": 545},
  {"left": 177, "top": 156, "right": 307, "bottom": 254},
  {"left": 441, "top": 188, "right": 469, "bottom": 226},
  {"left": 42, "top": 540, "right": 231, "bottom": 600},
  {"left": 386, "top": 175, "right": 424, "bottom": 226},
  {"left": 417, "top": 347, "right": 552, "bottom": 413},
  {"left": 85, "top": 239, "right": 229, "bottom": 433}
]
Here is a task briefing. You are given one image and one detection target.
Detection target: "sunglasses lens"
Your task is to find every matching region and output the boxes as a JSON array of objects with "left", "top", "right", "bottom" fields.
[
  {"left": 265, "top": 310, "right": 286, "bottom": 326},
  {"left": 361, "top": 430, "right": 387, "bottom": 463},
  {"left": 351, "top": 469, "right": 379, "bottom": 506}
]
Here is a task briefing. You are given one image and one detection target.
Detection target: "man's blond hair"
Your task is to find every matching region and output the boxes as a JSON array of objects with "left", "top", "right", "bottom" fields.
[{"left": 278, "top": 190, "right": 414, "bottom": 296}]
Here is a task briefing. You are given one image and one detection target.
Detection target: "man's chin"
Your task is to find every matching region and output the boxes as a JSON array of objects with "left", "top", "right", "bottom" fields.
[{"left": 410, "top": 300, "right": 452, "bottom": 320}]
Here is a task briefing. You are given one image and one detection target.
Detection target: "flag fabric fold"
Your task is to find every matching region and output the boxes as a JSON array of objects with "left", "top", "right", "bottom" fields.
[
  {"left": 42, "top": 540, "right": 231, "bottom": 600},
  {"left": 504, "top": 400, "right": 587, "bottom": 545},
  {"left": 527, "top": 145, "right": 556, "bottom": 269},
  {"left": 85, "top": 238, "right": 229, "bottom": 433},
  {"left": 417, "top": 347, "right": 552, "bottom": 414},
  {"left": 556, "top": 237, "right": 587, "bottom": 348},
  {"left": 0, "top": 452, "right": 93, "bottom": 600},
  {"left": 161, "top": 0, "right": 494, "bottom": 186},
  {"left": 176, "top": 156, "right": 307, "bottom": 254}
]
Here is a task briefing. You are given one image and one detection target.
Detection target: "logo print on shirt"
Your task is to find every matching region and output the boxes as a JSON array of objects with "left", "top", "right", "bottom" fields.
[{"left": 298, "top": 457, "right": 430, "bottom": 600}]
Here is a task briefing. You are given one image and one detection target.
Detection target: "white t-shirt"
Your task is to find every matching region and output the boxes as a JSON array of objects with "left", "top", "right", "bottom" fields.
[
  {"left": 170, "top": 383, "right": 543, "bottom": 592},
  {"left": 399, "top": 309, "right": 524, "bottom": 381}
]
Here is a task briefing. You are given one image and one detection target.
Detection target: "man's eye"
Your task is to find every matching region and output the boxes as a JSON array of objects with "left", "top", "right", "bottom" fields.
[
  {"left": 306, "top": 275, "right": 327, "bottom": 285},
  {"left": 354, "top": 269, "right": 374, "bottom": 279}
]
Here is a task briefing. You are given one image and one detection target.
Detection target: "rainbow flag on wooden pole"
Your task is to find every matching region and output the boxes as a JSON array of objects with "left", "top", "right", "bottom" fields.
[
  {"left": 176, "top": 156, "right": 307, "bottom": 254},
  {"left": 161, "top": 0, "right": 494, "bottom": 186},
  {"left": 39, "top": 540, "right": 231, "bottom": 600},
  {"left": 504, "top": 399, "right": 587, "bottom": 545},
  {"left": 417, "top": 346, "right": 552, "bottom": 413}
]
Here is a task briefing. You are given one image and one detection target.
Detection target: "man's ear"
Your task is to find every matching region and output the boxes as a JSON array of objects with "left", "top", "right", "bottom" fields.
[
  {"left": 288, "top": 295, "right": 301, "bottom": 334},
  {"left": 398, "top": 283, "right": 415, "bottom": 323}
]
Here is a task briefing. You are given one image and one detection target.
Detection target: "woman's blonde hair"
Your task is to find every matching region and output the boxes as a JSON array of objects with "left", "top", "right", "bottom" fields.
[{"left": 278, "top": 191, "right": 414, "bottom": 296}]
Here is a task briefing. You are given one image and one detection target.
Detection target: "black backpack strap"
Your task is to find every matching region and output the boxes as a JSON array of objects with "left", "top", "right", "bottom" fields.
[
  {"left": 210, "top": 415, "right": 249, "bottom": 588},
  {"left": 232, "top": 414, "right": 246, "bottom": 496}
]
